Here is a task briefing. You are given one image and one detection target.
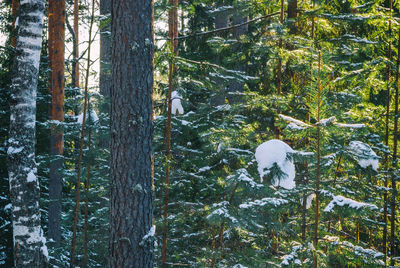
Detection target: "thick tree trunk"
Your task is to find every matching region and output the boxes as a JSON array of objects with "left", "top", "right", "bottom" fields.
[
  {"left": 48, "top": 0, "right": 65, "bottom": 244},
  {"left": 8, "top": 0, "right": 47, "bottom": 266},
  {"left": 109, "top": 0, "right": 154, "bottom": 266}
]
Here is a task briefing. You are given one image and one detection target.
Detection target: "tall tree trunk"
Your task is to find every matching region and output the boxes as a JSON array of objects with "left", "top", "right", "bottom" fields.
[
  {"left": 8, "top": 0, "right": 47, "bottom": 265},
  {"left": 161, "top": 0, "right": 178, "bottom": 266},
  {"left": 390, "top": 24, "right": 400, "bottom": 268},
  {"left": 69, "top": 0, "right": 95, "bottom": 265},
  {"left": 227, "top": 13, "right": 248, "bottom": 104},
  {"left": 83, "top": 129, "right": 92, "bottom": 268},
  {"left": 99, "top": 0, "right": 111, "bottom": 98},
  {"left": 109, "top": 0, "right": 154, "bottom": 266},
  {"left": 277, "top": 0, "right": 284, "bottom": 94},
  {"left": 383, "top": 0, "right": 392, "bottom": 263},
  {"left": 287, "top": 0, "right": 297, "bottom": 34},
  {"left": 210, "top": 2, "right": 230, "bottom": 106},
  {"left": 11, "top": 0, "right": 19, "bottom": 47},
  {"left": 313, "top": 50, "right": 322, "bottom": 268},
  {"left": 48, "top": 0, "right": 65, "bottom": 245},
  {"left": 73, "top": 0, "right": 79, "bottom": 88}
]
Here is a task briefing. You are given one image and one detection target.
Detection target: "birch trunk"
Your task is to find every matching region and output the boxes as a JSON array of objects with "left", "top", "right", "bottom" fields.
[{"left": 8, "top": 0, "right": 47, "bottom": 266}]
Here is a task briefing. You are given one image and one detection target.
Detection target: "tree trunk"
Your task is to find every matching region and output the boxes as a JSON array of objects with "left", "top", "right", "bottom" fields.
[
  {"left": 227, "top": 13, "right": 248, "bottom": 104},
  {"left": 287, "top": 0, "right": 297, "bottom": 34},
  {"left": 161, "top": 0, "right": 178, "bottom": 266},
  {"left": 100, "top": 0, "right": 111, "bottom": 98},
  {"left": 8, "top": 0, "right": 47, "bottom": 265},
  {"left": 73, "top": 0, "right": 79, "bottom": 88},
  {"left": 109, "top": 0, "right": 154, "bottom": 266},
  {"left": 210, "top": 2, "right": 230, "bottom": 106},
  {"left": 383, "top": 0, "right": 392, "bottom": 263},
  {"left": 390, "top": 25, "right": 400, "bottom": 268},
  {"left": 313, "top": 51, "right": 322, "bottom": 268},
  {"left": 48, "top": 0, "right": 65, "bottom": 244},
  {"left": 11, "top": 0, "right": 19, "bottom": 47}
]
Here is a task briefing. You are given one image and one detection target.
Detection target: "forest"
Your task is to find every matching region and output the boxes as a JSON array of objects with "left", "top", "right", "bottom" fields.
[{"left": 1, "top": 0, "right": 399, "bottom": 267}]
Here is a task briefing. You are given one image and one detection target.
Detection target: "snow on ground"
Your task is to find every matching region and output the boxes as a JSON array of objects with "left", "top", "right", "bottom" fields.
[
  {"left": 348, "top": 141, "right": 379, "bottom": 171},
  {"left": 255, "top": 139, "right": 295, "bottom": 189}
]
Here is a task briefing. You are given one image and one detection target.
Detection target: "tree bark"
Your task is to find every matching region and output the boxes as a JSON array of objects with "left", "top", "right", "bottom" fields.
[
  {"left": 287, "top": 0, "right": 297, "bottom": 34},
  {"left": 383, "top": 0, "right": 392, "bottom": 263},
  {"left": 48, "top": 0, "right": 65, "bottom": 244},
  {"left": 8, "top": 0, "right": 47, "bottom": 265},
  {"left": 227, "top": 13, "right": 248, "bottom": 104},
  {"left": 210, "top": 2, "right": 230, "bottom": 106},
  {"left": 11, "top": 0, "right": 20, "bottom": 47},
  {"left": 99, "top": 0, "right": 111, "bottom": 98},
  {"left": 73, "top": 0, "right": 79, "bottom": 88},
  {"left": 110, "top": 0, "right": 154, "bottom": 266},
  {"left": 390, "top": 24, "right": 400, "bottom": 268},
  {"left": 161, "top": 0, "right": 178, "bottom": 266},
  {"left": 313, "top": 51, "right": 322, "bottom": 268}
]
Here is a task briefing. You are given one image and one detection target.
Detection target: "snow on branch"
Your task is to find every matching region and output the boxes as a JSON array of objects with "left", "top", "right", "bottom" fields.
[{"left": 323, "top": 195, "right": 378, "bottom": 213}]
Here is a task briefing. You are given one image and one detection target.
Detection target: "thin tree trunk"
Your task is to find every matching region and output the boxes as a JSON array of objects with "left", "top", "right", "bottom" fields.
[
  {"left": 69, "top": 0, "right": 95, "bottom": 265},
  {"left": 11, "top": 0, "right": 19, "bottom": 47},
  {"left": 277, "top": 0, "right": 283, "bottom": 94},
  {"left": 73, "top": 0, "right": 79, "bottom": 88},
  {"left": 109, "top": 0, "right": 154, "bottom": 265},
  {"left": 83, "top": 129, "right": 92, "bottom": 268},
  {"left": 313, "top": 50, "right": 322, "bottom": 268},
  {"left": 99, "top": 0, "right": 111, "bottom": 98},
  {"left": 161, "top": 0, "right": 178, "bottom": 266},
  {"left": 48, "top": 0, "right": 65, "bottom": 245},
  {"left": 383, "top": 1, "right": 392, "bottom": 263},
  {"left": 8, "top": 0, "right": 47, "bottom": 265},
  {"left": 390, "top": 24, "right": 400, "bottom": 268}
]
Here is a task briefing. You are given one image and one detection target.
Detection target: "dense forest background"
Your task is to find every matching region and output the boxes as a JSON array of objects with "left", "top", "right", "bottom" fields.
[{"left": 1, "top": 0, "right": 400, "bottom": 267}]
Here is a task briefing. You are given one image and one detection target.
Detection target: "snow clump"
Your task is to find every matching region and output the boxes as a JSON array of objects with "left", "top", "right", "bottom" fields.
[{"left": 255, "top": 139, "right": 295, "bottom": 189}]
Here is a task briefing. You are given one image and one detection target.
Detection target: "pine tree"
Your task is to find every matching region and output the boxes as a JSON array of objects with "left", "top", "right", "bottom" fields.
[
  {"left": 109, "top": 0, "right": 154, "bottom": 265},
  {"left": 48, "top": 0, "right": 65, "bottom": 244}
]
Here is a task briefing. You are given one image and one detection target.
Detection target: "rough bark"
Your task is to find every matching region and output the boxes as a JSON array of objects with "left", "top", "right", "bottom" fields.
[
  {"left": 110, "top": 0, "right": 154, "bottom": 266},
  {"left": 48, "top": 0, "right": 65, "bottom": 244},
  {"left": 8, "top": 0, "right": 47, "bottom": 266}
]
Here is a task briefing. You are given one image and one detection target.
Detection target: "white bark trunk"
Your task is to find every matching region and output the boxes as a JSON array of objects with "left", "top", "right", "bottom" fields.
[{"left": 8, "top": 0, "right": 47, "bottom": 266}]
